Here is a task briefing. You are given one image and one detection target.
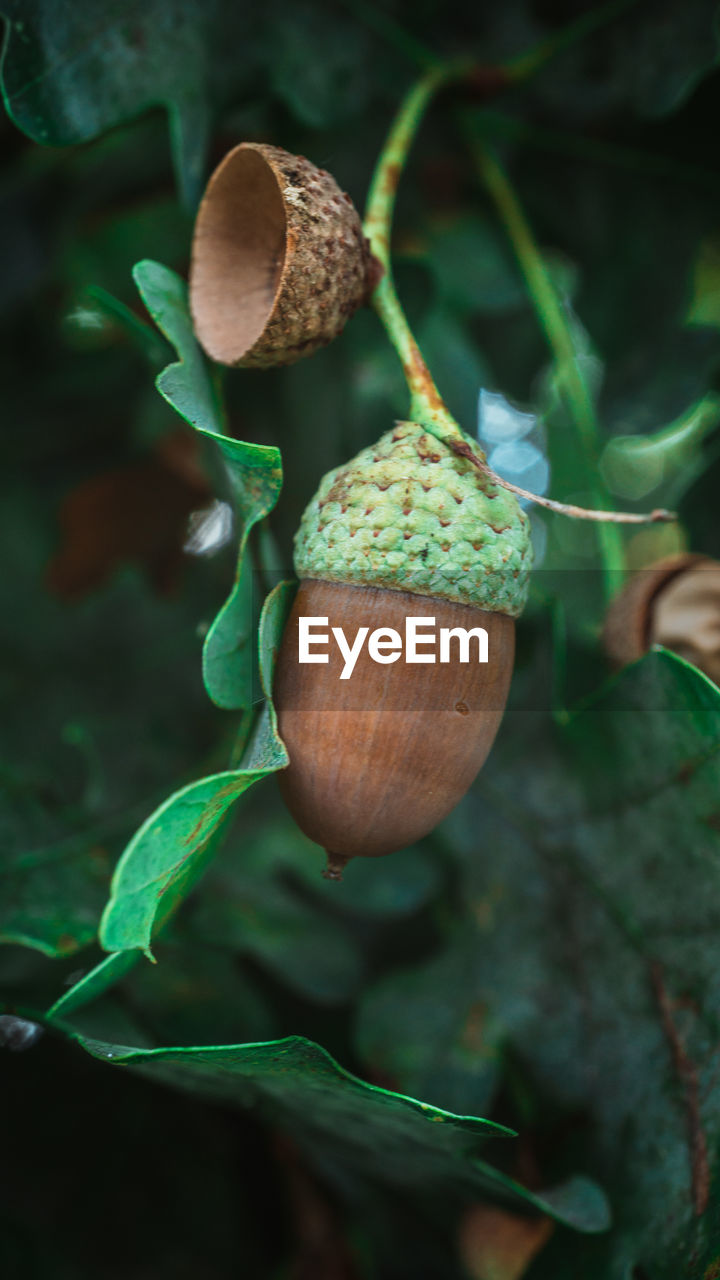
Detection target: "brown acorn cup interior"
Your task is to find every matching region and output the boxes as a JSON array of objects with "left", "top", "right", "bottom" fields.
[{"left": 190, "top": 146, "right": 286, "bottom": 365}]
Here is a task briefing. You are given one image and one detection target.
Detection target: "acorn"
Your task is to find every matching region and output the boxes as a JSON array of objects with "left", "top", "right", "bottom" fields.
[
  {"left": 189, "top": 143, "right": 375, "bottom": 368},
  {"left": 603, "top": 552, "right": 720, "bottom": 685},
  {"left": 274, "top": 420, "right": 532, "bottom": 877}
]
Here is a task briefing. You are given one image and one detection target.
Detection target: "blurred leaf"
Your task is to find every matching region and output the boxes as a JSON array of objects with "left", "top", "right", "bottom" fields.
[
  {"left": 215, "top": 811, "right": 442, "bottom": 916},
  {"left": 63, "top": 198, "right": 192, "bottom": 305},
  {"left": 268, "top": 0, "right": 372, "bottom": 128},
  {"left": 0, "top": 828, "right": 110, "bottom": 957},
  {"left": 183, "top": 800, "right": 440, "bottom": 1015},
  {"left": 688, "top": 230, "right": 720, "bottom": 329},
  {"left": 48, "top": 950, "right": 138, "bottom": 1020},
  {"left": 356, "top": 927, "right": 502, "bottom": 1120},
  {"left": 98, "top": 581, "right": 291, "bottom": 957},
  {"left": 54, "top": 988, "right": 154, "bottom": 1046},
  {"left": 190, "top": 872, "right": 365, "bottom": 1006},
  {"left": 507, "top": 134, "right": 719, "bottom": 436},
  {"left": 85, "top": 285, "right": 173, "bottom": 366},
  {"left": 358, "top": 651, "right": 720, "bottom": 1277},
  {"left": 0, "top": 470, "right": 220, "bottom": 969},
  {"left": 418, "top": 303, "right": 490, "bottom": 431},
  {"left": 617, "top": 0, "right": 719, "bottom": 117},
  {"left": 0, "top": 0, "right": 260, "bottom": 204},
  {"left": 7, "top": 3, "right": 720, "bottom": 1273},
  {"left": 600, "top": 392, "right": 720, "bottom": 502},
  {"left": 526, "top": 0, "right": 720, "bottom": 120},
  {"left": 118, "top": 932, "right": 277, "bottom": 1045},
  {"left": 623, "top": 520, "right": 689, "bottom": 573},
  {"left": 45, "top": 441, "right": 211, "bottom": 600},
  {"left": 133, "top": 259, "right": 283, "bottom": 710},
  {"left": 422, "top": 214, "right": 525, "bottom": 315},
  {"left": 73, "top": 1030, "right": 608, "bottom": 1233},
  {"left": 530, "top": 302, "right": 607, "bottom": 620},
  {"left": 459, "top": 1204, "right": 554, "bottom": 1280}
]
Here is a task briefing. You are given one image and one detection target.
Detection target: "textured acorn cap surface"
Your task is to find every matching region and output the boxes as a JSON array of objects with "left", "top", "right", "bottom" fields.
[
  {"left": 294, "top": 421, "right": 533, "bottom": 616},
  {"left": 190, "top": 143, "right": 373, "bottom": 368}
]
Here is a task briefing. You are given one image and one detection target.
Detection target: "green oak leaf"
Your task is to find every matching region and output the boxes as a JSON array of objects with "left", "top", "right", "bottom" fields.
[
  {"left": 98, "top": 781, "right": 245, "bottom": 958},
  {"left": 47, "top": 951, "right": 138, "bottom": 1021},
  {"left": 97, "top": 581, "right": 291, "bottom": 957},
  {"left": 46, "top": 260, "right": 289, "bottom": 1009},
  {"left": 357, "top": 650, "right": 720, "bottom": 1278},
  {"left": 0, "top": 0, "right": 260, "bottom": 205},
  {"left": 71, "top": 1030, "right": 609, "bottom": 1234},
  {"left": 47, "top": 582, "right": 291, "bottom": 1019},
  {"left": 133, "top": 259, "right": 283, "bottom": 711}
]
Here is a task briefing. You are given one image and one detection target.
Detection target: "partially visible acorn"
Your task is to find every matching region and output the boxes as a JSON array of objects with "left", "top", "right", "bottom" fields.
[
  {"left": 603, "top": 552, "right": 720, "bottom": 684},
  {"left": 189, "top": 143, "right": 375, "bottom": 368},
  {"left": 274, "top": 420, "right": 532, "bottom": 877}
]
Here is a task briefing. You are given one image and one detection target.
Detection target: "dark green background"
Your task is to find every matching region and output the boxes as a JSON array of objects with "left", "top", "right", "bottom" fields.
[{"left": 4, "top": 1, "right": 720, "bottom": 1276}]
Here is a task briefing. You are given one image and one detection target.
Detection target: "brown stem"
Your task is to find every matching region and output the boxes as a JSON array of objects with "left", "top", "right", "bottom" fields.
[
  {"left": 650, "top": 961, "right": 710, "bottom": 1217},
  {"left": 446, "top": 438, "right": 676, "bottom": 526},
  {"left": 323, "top": 851, "right": 351, "bottom": 882}
]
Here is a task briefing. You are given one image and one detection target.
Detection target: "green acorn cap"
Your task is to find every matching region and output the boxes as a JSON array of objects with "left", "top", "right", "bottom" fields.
[{"left": 294, "top": 421, "right": 533, "bottom": 617}]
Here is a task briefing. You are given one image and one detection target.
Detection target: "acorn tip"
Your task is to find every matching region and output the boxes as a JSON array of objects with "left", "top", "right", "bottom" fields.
[{"left": 323, "top": 851, "right": 350, "bottom": 882}]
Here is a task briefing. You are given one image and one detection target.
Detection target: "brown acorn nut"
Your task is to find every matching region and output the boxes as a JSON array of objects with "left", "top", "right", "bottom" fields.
[
  {"left": 273, "top": 422, "right": 533, "bottom": 876},
  {"left": 603, "top": 552, "right": 720, "bottom": 684},
  {"left": 275, "top": 581, "right": 515, "bottom": 873},
  {"left": 189, "top": 143, "right": 374, "bottom": 368}
]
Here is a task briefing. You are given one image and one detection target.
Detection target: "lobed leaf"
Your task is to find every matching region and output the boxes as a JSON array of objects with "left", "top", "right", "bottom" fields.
[
  {"left": 73, "top": 1029, "right": 609, "bottom": 1234},
  {"left": 133, "top": 259, "right": 283, "bottom": 711},
  {"left": 0, "top": 0, "right": 260, "bottom": 205},
  {"left": 97, "top": 582, "right": 291, "bottom": 958}
]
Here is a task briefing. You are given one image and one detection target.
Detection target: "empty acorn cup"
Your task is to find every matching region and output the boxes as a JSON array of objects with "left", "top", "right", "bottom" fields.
[
  {"left": 189, "top": 143, "right": 376, "bottom": 368},
  {"left": 603, "top": 552, "right": 720, "bottom": 684}
]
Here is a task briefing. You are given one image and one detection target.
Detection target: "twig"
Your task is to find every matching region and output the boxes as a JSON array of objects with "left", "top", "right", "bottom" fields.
[
  {"left": 343, "top": 0, "right": 641, "bottom": 89},
  {"left": 447, "top": 436, "right": 676, "bottom": 525},
  {"left": 465, "top": 136, "right": 625, "bottom": 598},
  {"left": 363, "top": 62, "right": 469, "bottom": 439},
  {"left": 504, "top": 0, "right": 641, "bottom": 83},
  {"left": 363, "top": 44, "right": 666, "bottom": 556},
  {"left": 474, "top": 110, "right": 720, "bottom": 194}
]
